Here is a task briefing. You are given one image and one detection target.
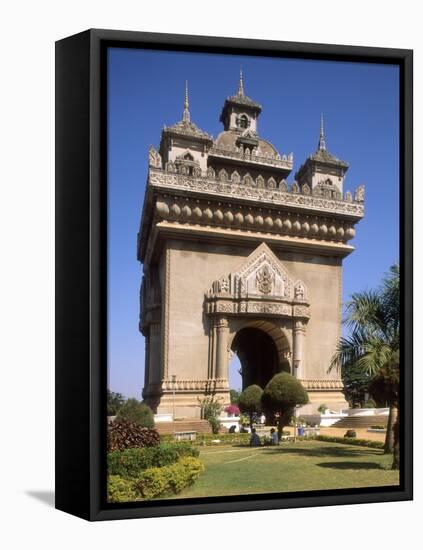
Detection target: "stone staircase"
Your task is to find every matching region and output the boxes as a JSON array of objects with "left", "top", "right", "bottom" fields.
[
  {"left": 155, "top": 419, "right": 212, "bottom": 435},
  {"left": 331, "top": 415, "right": 388, "bottom": 429}
]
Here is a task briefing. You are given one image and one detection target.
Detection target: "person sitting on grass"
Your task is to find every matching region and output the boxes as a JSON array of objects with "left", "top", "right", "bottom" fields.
[
  {"left": 249, "top": 428, "right": 261, "bottom": 447},
  {"left": 270, "top": 427, "right": 279, "bottom": 445}
]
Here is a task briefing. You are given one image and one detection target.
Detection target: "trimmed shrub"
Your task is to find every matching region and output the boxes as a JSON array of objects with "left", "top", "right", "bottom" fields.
[
  {"left": 108, "top": 443, "right": 199, "bottom": 478},
  {"left": 371, "top": 425, "right": 387, "bottom": 430},
  {"left": 107, "top": 420, "right": 160, "bottom": 452},
  {"left": 344, "top": 430, "right": 357, "bottom": 438},
  {"left": 261, "top": 373, "right": 309, "bottom": 439},
  {"left": 116, "top": 399, "right": 154, "bottom": 428},
  {"left": 107, "top": 475, "right": 139, "bottom": 503},
  {"left": 136, "top": 457, "right": 205, "bottom": 500},
  {"left": 238, "top": 385, "right": 263, "bottom": 429}
]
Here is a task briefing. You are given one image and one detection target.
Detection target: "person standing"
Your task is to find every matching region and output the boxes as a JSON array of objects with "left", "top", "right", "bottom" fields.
[{"left": 270, "top": 428, "right": 279, "bottom": 445}]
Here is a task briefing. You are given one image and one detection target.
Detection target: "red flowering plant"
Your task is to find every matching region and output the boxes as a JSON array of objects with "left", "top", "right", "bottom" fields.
[{"left": 224, "top": 404, "right": 240, "bottom": 416}]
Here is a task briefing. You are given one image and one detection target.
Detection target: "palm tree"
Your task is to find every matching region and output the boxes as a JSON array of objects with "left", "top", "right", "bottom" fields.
[{"left": 330, "top": 265, "right": 400, "bottom": 470}]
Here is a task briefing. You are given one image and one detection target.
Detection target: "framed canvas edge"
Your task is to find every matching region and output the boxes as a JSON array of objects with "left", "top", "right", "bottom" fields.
[{"left": 55, "top": 28, "right": 413, "bottom": 522}]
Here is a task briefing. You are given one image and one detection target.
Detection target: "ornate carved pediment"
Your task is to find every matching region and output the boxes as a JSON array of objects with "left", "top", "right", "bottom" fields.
[
  {"left": 234, "top": 242, "right": 293, "bottom": 299},
  {"left": 205, "top": 243, "right": 309, "bottom": 319}
]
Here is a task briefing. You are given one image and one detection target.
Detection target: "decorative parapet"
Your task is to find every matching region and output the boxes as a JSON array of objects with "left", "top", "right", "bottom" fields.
[
  {"left": 160, "top": 378, "right": 228, "bottom": 392},
  {"left": 208, "top": 145, "right": 293, "bottom": 170},
  {"left": 149, "top": 168, "right": 364, "bottom": 219},
  {"left": 297, "top": 379, "right": 344, "bottom": 391}
]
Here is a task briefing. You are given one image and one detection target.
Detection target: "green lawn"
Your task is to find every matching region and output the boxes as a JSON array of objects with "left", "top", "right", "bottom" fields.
[{"left": 167, "top": 440, "right": 399, "bottom": 499}]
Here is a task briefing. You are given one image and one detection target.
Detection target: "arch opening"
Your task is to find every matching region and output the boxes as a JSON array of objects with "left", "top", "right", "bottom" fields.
[{"left": 230, "top": 326, "right": 290, "bottom": 390}]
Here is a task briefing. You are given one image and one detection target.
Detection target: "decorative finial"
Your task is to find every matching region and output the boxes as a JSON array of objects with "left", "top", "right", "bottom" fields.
[
  {"left": 237, "top": 68, "right": 244, "bottom": 96},
  {"left": 318, "top": 112, "right": 326, "bottom": 150},
  {"left": 183, "top": 80, "right": 190, "bottom": 123}
]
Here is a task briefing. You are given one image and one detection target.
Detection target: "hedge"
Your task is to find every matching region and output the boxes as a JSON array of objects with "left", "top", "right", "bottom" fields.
[
  {"left": 315, "top": 435, "right": 385, "bottom": 449},
  {"left": 107, "top": 457, "right": 204, "bottom": 503},
  {"left": 137, "top": 457, "right": 205, "bottom": 499},
  {"left": 107, "top": 475, "right": 139, "bottom": 503},
  {"left": 108, "top": 443, "right": 199, "bottom": 478},
  {"left": 160, "top": 432, "right": 251, "bottom": 446}
]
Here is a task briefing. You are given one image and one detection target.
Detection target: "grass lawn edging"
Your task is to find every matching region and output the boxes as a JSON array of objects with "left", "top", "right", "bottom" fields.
[{"left": 315, "top": 434, "right": 385, "bottom": 449}]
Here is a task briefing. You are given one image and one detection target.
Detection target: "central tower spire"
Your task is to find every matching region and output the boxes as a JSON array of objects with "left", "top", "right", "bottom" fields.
[
  {"left": 183, "top": 80, "right": 190, "bottom": 123},
  {"left": 237, "top": 68, "right": 244, "bottom": 96},
  {"left": 318, "top": 112, "right": 326, "bottom": 151}
]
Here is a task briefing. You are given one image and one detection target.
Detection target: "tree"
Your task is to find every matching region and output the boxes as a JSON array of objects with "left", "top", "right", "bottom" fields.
[
  {"left": 229, "top": 389, "right": 240, "bottom": 405},
  {"left": 238, "top": 385, "right": 263, "bottom": 429},
  {"left": 115, "top": 398, "right": 155, "bottom": 429},
  {"left": 330, "top": 264, "right": 400, "bottom": 469},
  {"left": 261, "top": 373, "right": 309, "bottom": 440},
  {"left": 107, "top": 389, "right": 125, "bottom": 416},
  {"left": 368, "top": 359, "right": 399, "bottom": 453},
  {"left": 341, "top": 362, "right": 372, "bottom": 407}
]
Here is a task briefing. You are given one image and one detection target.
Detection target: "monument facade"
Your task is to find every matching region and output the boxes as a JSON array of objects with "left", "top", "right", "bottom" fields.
[{"left": 138, "top": 74, "right": 365, "bottom": 418}]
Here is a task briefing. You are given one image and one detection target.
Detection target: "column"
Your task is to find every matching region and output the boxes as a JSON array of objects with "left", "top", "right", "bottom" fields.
[
  {"left": 149, "top": 322, "right": 162, "bottom": 384},
  {"left": 215, "top": 316, "right": 229, "bottom": 380},
  {"left": 293, "top": 320, "right": 306, "bottom": 379}
]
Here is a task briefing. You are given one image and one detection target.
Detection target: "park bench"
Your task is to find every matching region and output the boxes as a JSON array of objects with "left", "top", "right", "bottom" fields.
[{"left": 174, "top": 431, "right": 197, "bottom": 441}]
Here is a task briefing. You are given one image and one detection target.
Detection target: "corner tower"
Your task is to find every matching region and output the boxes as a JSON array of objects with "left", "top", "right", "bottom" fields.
[{"left": 138, "top": 77, "right": 365, "bottom": 419}]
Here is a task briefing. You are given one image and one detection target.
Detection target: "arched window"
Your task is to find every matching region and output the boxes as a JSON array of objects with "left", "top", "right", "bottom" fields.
[
  {"left": 238, "top": 115, "right": 249, "bottom": 129},
  {"left": 183, "top": 152, "right": 194, "bottom": 161}
]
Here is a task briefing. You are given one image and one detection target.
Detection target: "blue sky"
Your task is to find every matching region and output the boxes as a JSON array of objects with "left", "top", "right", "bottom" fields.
[{"left": 108, "top": 47, "right": 399, "bottom": 399}]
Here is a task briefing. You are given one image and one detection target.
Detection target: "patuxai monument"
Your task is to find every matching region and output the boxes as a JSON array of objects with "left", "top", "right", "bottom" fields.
[{"left": 138, "top": 73, "right": 365, "bottom": 419}]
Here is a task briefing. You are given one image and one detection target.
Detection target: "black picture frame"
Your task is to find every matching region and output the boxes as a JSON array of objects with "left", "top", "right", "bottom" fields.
[{"left": 55, "top": 28, "right": 413, "bottom": 521}]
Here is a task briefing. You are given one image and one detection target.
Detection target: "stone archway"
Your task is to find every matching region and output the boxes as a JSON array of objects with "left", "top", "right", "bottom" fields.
[
  {"left": 205, "top": 243, "right": 310, "bottom": 390},
  {"left": 231, "top": 323, "right": 290, "bottom": 390}
]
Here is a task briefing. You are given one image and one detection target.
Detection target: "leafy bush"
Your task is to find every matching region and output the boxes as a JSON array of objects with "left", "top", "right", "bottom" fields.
[
  {"left": 136, "top": 457, "right": 205, "bottom": 500},
  {"left": 316, "top": 434, "right": 384, "bottom": 449},
  {"left": 107, "top": 475, "right": 139, "bottom": 503},
  {"left": 107, "top": 420, "right": 160, "bottom": 452},
  {"left": 108, "top": 443, "right": 199, "bottom": 478},
  {"left": 371, "top": 425, "right": 387, "bottom": 430},
  {"left": 317, "top": 404, "right": 327, "bottom": 414},
  {"left": 116, "top": 399, "right": 154, "bottom": 428},
  {"left": 198, "top": 396, "right": 223, "bottom": 434},
  {"left": 344, "top": 430, "right": 357, "bottom": 438}
]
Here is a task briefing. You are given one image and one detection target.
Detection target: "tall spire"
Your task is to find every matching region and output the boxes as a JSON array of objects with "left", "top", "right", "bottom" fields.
[
  {"left": 183, "top": 80, "right": 190, "bottom": 123},
  {"left": 318, "top": 112, "right": 326, "bottom": 150},
  {"left": 237, "top": 68, "right": 244, "bottom": 96}
]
